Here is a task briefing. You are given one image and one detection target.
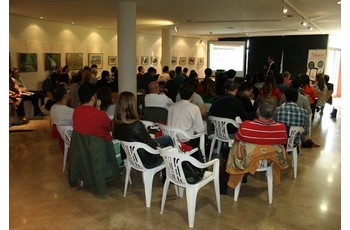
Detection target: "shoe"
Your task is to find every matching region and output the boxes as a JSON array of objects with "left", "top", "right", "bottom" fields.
[
  {"left": 316, "top": 106, "right": 320, "bottom": 112},
  {"left": 34, "top": 112, "right": 46, "bottom": 117},
  {"left": 242, "top": 173, "right": 249, "bottom": 183}
]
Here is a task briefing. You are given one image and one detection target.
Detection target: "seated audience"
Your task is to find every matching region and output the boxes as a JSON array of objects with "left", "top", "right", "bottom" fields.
[
  {"left": 96, "top": 86, "right": 115, "bottom": 119},
  {"left": 112, "top": 91, "right": 172, "bottom": 169},
  {"left": 144, "top": 81, "right": 173, "bottom": 110},
  {"left": 50, "top": 85, "right": 74, "bottom": 126}
]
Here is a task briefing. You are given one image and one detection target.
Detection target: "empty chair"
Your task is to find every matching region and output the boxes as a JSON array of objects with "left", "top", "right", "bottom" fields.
[
  {"left": 286, "top": 126, "right": 305, "bottom": 179},
  {"left": 158, "top": 147, "right": 221, "bottom": 228},
  {"left": 158, "top": 124, "right": 206, "bottom": 162},
  {"left": 56, "top": 125, "right": 73, "bottom": 172},
  {"left": 119, "top": 141, "right": 165, "bottom": 208},
  {"left": 208, "top": 116, "right": 241, "bottom": 161},
  {"left": 142, "top": 106, "right": 168, "bottom": 124}
]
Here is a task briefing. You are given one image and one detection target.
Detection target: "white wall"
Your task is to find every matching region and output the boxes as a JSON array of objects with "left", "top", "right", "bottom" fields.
[{"left": 9, "top": 14, "right": 208, "bottom": 90}]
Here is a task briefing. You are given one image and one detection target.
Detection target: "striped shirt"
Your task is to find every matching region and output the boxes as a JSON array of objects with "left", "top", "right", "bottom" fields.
[{"left": 235, "top": 118, "right": 287, "bottom": 145}]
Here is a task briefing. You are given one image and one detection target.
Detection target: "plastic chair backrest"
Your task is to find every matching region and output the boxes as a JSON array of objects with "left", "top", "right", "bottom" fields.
[
  {"left": 119, "top": 141, "right": 159, "bottom": 171},
  {"left": 209, "top": 116, "right": 240, "bottom": 143},
  {"left": 56, "top": 125, "right": 73, "bottom": 146},
  {"left": 143, "top": 106, "right": 168, "bottom": 124},
  {"left": 286, "top": 126, "right": 304, "bottom": 152}
]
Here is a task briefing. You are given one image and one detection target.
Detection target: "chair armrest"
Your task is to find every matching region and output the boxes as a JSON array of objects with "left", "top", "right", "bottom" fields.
[
  {"left": 184, "top": 157, "right": 220, "bottom": 170},
  {"left": 184, "top": 147, "right": 199, "bottom": 156}
]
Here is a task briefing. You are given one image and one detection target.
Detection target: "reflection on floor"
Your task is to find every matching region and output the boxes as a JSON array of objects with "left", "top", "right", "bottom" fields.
[{"left": 9, "top": 102, "right": 341, "bottom": 229}]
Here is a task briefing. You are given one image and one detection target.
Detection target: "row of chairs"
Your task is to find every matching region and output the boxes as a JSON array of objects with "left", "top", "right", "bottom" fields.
[{"left": 53, "top": 119, "right": 303, "bottom": 228}]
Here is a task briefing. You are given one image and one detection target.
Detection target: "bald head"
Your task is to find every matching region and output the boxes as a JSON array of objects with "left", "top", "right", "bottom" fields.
[{"left": 148, "top": 81, "right": 159, "bottom": 94}]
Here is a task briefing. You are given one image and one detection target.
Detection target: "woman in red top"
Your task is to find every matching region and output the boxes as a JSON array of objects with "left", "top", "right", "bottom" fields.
[{"left": 300, "top": 73, "right": 317, "bottom": 120}]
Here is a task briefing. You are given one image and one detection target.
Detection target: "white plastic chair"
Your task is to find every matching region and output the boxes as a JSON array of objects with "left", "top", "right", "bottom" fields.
[
  {"left": 208, "top": 116, "right": 241, "bottom": 161},
  {"left": 158, "top": 124, "right": 206, "bottom": 162},
  {"left": 119, "top": 141, "right": 165, "bottom": 208},
  {"left": 140, "top": 120, "right": 155, "bottom": 129},
  {"left": 56, "top": 125, "right": 73, "bottom": 172},
  {"left": 286, "top": 126, "right": 305, "bottom": 179},
  {"left": 158, "top": 147, "right": 221, "bottom": 228},
  {"left": 233, "top": 147, "right": 274, "bottom": 204}
]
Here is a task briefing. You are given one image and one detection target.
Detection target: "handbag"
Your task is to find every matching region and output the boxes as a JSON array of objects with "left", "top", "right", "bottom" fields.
[{"left": 181, "top": 148, "right": 206, "bottom": 184}]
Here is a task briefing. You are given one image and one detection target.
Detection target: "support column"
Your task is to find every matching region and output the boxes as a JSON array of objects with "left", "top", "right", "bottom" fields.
[
  {"left": 161, "top": 29, "right": 172, "bottom": 67},
  {"left": 117, "top": 1, "right": 136, "bottom": 94}
]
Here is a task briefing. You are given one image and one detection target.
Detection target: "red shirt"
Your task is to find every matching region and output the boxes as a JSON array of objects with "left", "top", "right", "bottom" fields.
[
  {"left": 235, "top": 118, "right": 287, "bottom": 145},
  {"left": 303, "top": 85, "right": 317, "bottom": 104},
  {"left": 73, "top": 105, "right": 112, "bottom": 141}
]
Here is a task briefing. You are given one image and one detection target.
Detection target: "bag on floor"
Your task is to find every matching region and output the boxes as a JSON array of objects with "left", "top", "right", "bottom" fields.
[{"left": 330, "top": 107, "right": 337, "bottom": 118}]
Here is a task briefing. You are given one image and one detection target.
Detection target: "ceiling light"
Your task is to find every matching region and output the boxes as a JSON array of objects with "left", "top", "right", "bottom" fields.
[
  {"left": 174, "top": 26, "right": 178, "bottom": 32},
  {"left": 337, "top": 1, "right": 341, "bottom": 4},
  {"left": 98, "top": 25, "right": 102, "bottom": 29},
  {"left": 40, "top": 16, "right": 44, "bottom": 20},
  {"left": 282, "top": 7, "right": 288, "bottom": 14},
  {"left": 301, "top": 21, "right": 307, "bottom": 27},
  {"left": 71, "top": 21, "right": 75, "bottom": 25},
  {"left": 308, "top": 27, "right": 313, "bottom": 31}
]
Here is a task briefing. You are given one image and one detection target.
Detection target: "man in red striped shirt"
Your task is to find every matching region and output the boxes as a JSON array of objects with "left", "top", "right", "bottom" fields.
[{"left": 235, "top": 97, "right": 287, "bottom": 145}]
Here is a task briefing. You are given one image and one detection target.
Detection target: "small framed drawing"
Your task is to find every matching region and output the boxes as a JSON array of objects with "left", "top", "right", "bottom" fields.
[
  {"left": 188, "top": 57, "right": 195, "bottom": 65},
  {"left": 171, "top": 57, "right": 177, "bottom": 65},
  {"left": 108, "top": 56, "right": 117, "bottom": 65},
  {"left": 141, "top": 56, "right": 149, "bottom": 65},
  {"left": 19, "top": 53, "right": 38, "bottom": 72},
  {"left": 179, "top": 57, "right": 186, "bottom": 65},
  {"left": 151, "top": 56, "right": 158, "bottom": 65},
  {"left": 66, "top": 53, "right": 83, "bottom": 70},
  {"left": 45, "top": 53, "right": 61, "bottom": 71},
  {"left": 89, "top": 53, "right": 103, "bottom": 69},
  {"left": 309, "top": 68, "right": 318, "bottom": 81},
  {"left": 197, "top": 57, "right": 204, "bottom": 65}
]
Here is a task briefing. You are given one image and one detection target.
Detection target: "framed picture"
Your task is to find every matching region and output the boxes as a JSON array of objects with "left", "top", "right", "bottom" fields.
[
  {"left": 309, "top": 68, "right": 318, "bottom": 81},
  {"left": 197, "top": 57, "right": 204, "bottom": 65},
  {"left": 19, "top": 53, "right": 38, "bottom": 72},
  {"left": 151, "top": 56, "right": 158, "bottom": 65},
  {"left": 45, "top": 53, "right": 61, "bottom": 71},
  {"left": 108, "top": 56, "right": 117, "bottom": 65},
  {"left": 66, "top": 53, "right": 83, "bottom": 70},
  {"left": 179, "top": 57, "right": 186, "bottom": 65},
  {"left": 141, "top": 56, "right": 149, "bottom": 65},
  {"left": 188, "top": 57, "right": 195, "bottom": 65},
  {"left": 171, "top": 57, "right": 177, "bottom": 65},
  {"left": 88, "top": 53, "right": 103, "bottom": 69}
]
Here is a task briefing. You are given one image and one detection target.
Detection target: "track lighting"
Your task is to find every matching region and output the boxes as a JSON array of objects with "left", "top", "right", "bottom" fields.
[{"left": 282, "top": 7, "right": 288, "bottom": 14}]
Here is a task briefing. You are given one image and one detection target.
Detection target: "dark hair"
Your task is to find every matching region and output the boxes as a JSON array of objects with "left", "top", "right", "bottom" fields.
[
  {"left": 111, "top": 66, "right": 118, "bottom": 73},
  {"left": 113, "top": 91, "right": 139, "bottom": 125},
  {"left": 90, "top": 64, "right": 98, "bottom": 69},
  {"left": 226, "top": 69, "right": 236, "bottom": 79},
  {"left": 52, "top": 85, "right": 67, "bottom": 102},
  {"left": 324, "top": 74, "right": 330, "bottom": 83},
  {"left": 238, "top": 82, "right": 254, "bottom": 92},
  {"left": 204, "top": 68, "right": 212, "bottom": 77},
  {"left": 189, "top": 71, "right": 198, "bottom": 79},
  {"left": 299, "top": 73, "right": 310, "bottom": 86},
  {"left": 138, "top": 66, "right": 143, "bottom": 72},
  {"left": 291, "top": 77, "right": 302, "bottom": 89},
  {"left": 101, "top": 70, "right": 110, "bottom": 80},
  {"left": 175, "top": 66, "right": 182, "bottom": 74},
  {"left": 184, "top": 76, "right": 199, "bottom": 90},
  {"left": 258, "top": 97, "right": 277, "bottom": 119},
  {"left": 62, "top": 65, "right": 69, "bottom": 73},
  {"left": 179, "top": 86, "right": 194, "bottom": 100},
  {"left": 147, "top": 67, "right": 156, "bottom": 74},
  {"left": 96, "top": 86, "right": 113, "bottom": 111},
  {"left": 83, "top": 66, "right": 90, "bottom": 71},
  {"left": 72, "top": 72, "right": 82, "bottom": 84},
  {"left": 162, "top": 66, "right": 169, "bottom": 73},
  {"left": 78, "top": 82, "right": 96, "bottom": 104},
  {"left": 225, "top": 80, "right": 238, "bottom": 92},
  {"left": 285, "top": 87, "right": 299, "bottom": 103},
  {"left": 183, "top": 67, "right": 188, "bottom": 72}
]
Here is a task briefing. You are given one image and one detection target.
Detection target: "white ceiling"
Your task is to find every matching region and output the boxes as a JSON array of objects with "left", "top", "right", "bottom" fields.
[{"left": 9, "top": 0, "right": 341, "bottom": 39}]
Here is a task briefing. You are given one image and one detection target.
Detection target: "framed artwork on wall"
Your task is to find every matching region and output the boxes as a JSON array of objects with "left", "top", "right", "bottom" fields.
[
  {"left": 88, "top": 53, "right": 103, "bottom": 68},
  {"left": 66, "top": 53, "right": 83, "bottom": 70},
  {"left": 141, "top": 56, "right": 149, "bottom": 65},
  {"left": 179, "top": 57, "right": 186, "bottom": 65},
  {"left": 151, "top": 56, "right": 158, "bottom": 65},
  {"left": 18, "top": 53, "right": 38, "bottom": 72},
  {"left": 197, "top": 57, "right": 204, "bottom": 65},
  {"left": 45, "top": 53, "right": 61, "bottom": 71},
  {"left": 108, "top": 56, "right": 117, "bottom": 65},
  {"left": 171, "top": 57, "right": 177, "bottom": 65},
  {"left": 188, "top": 57, "right": 195, "bottom": 65}
]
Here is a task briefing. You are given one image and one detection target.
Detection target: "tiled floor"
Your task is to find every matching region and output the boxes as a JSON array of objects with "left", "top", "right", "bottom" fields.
[{"left": 9, "top": 102, "right": 341, "bottom": 229}]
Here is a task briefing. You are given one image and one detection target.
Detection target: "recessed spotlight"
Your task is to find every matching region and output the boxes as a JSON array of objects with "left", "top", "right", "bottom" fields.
[
  {"left": 40, "top": 16, "right": 44, "bottom": 20},
  {"left": 282, "top": 7, "right": 288, "bottom": 14},
  {"left": 71, "top": 22, "right": 75, "bottom": 25},
  {"left": 301, "top": 21, "right": 307, "bottom": 27},
  {"left": 308, "top": 27, "right": 313, "bottom": 31},
  {"left": 337, "top": 1, "right": 341, "bottom": 4},
  {"left": 98, "top": 26, "right": 102, "bottom": 29}
]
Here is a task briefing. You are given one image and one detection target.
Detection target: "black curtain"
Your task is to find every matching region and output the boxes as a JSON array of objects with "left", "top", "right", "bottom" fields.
[{"left": 282, "top": 35, "right": 329, "bottom": 78}]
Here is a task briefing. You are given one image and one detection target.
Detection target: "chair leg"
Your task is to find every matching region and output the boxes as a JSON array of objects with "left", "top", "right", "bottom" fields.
[
  {"left": 234, "top": 181, "right": 242, "bottom": 202},
  {"left": 186, "top": 188, "right": 198, "bottom": 228},
  {"left": 216, "top": 141, "right": 222, "bottom": 157},
  {"left": 123, "top": 163, "right": 131, "bottom": 197},
  {"left": 143, "top": 171, "right": 155, "bottom": 208},
  {"left": 213, "top": 176, "right": 221, "bottom": 213},
  {"left": 267, "top": 166, "right": 273, "bottom": 204},
  {"left": 209, "top": 138, "right": 216, "bottom": 161},
  {"left": 62, "top": 145, "right": 68, "bottom": 172},
  {"left": 292, "top": 148, "right": 298, "bottom": 179},
  {"left": 160, "top": 178, "right": 171, "bottom": 214}
]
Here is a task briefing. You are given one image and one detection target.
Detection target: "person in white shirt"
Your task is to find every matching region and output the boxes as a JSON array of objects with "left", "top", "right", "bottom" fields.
[
  {"left": 144, "top": 81, "right": 173, "bottom": 110},
  {"left": 50, "top": 85, "right": 74, "bottom": 126}
]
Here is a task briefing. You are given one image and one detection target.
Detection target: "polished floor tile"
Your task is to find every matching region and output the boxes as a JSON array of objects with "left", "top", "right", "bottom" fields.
[{"left": 9, "top": 102, "right": 341, "bottom": 229}]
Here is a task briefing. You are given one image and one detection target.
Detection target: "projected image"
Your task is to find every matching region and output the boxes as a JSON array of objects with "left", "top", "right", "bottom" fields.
[{"left": 208, "top": 41, "right": 246, "bottom": 77}]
